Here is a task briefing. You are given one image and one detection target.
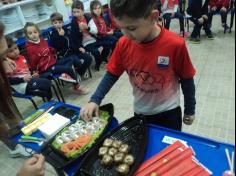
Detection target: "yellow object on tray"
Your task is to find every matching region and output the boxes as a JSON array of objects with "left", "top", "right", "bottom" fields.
[{"left": 21, "top": 113, "right": 53, "bottom": 135}]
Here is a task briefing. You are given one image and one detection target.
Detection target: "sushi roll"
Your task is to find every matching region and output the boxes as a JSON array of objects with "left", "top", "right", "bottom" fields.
[
  {"left": 103, "top": 138, "right": 113, "bottom": 147},
  {"left": 108, "top": 148, "right": 118, "bottom": 157},
  {"left": 123, "top": 155, "right": 135, "bottom": 166},
  {"left": 114, "top": 153, "right": 125, "bottom": 164},
  {"left": 119, "top": 144, "right": 130, "bottom": 154},
  {"left": 99, "top": 147, "right": 108, "bottom": 157},
  {"left": 112, "top": 140, "right": 122, "bottom": 149},
  {"left": 116, "top": 164, "right": 130, "bottom": 175},
  {"left": 101, "top": 154, "right": 114, "bottom": 166}
]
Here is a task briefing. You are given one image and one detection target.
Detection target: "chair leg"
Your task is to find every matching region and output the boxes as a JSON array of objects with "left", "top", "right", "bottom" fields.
[
  {"left": 29, "top": 98, "right": 38, "bottom": 110},
  {"left": 88, "top": 67, "right": 92, "bottom": 78},
  {"left": 230, "top": 9, "right": 235, "bottom": 33},
  {"left": 52, "top": 84, "right": 61, "bottom": 102},
  {"left": 42, "top": 97, "right": 46, "bottom": 102},
  {"left": 53, "top": 79, "right": 66, "bottom": 103}
]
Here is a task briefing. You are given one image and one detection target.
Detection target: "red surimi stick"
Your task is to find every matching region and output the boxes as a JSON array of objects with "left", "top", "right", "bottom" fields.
[
  {"left": 161, "top": 157, "right": 196, "bottom": 176},
  {"left": 155, "top": 148, "right": 195, "bottom": 175},
  {"left": 135, "top": 141, "right": 188, "bottom": 175}
]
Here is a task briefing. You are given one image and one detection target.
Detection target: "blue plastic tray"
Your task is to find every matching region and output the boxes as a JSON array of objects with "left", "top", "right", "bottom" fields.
[{"left": 146, "top": 125, "right": 235, "bottom": 176}]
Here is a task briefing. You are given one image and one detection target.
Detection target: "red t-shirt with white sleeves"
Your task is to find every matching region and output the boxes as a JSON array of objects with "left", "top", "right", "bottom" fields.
[{"left": 107, "top": 27, "right": 196, "bottom": 115}]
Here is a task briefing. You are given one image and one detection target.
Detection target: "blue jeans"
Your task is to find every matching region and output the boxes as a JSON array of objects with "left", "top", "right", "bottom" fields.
[{"left": 65, "top": 53, "right": 92, "bottom": 76}]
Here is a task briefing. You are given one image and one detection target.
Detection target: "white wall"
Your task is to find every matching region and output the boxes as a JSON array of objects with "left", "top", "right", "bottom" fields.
[{"left": 81, "top": 0, "right": 108, "bottom": 12}]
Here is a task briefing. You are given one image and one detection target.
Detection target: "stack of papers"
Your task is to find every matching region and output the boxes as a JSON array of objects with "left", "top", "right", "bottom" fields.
[
  {"left": 135, "top": 141, "right": 212, "bottom": 176},
  {"left": 38, "top": 113, "right": 70, "bottom": 140}
]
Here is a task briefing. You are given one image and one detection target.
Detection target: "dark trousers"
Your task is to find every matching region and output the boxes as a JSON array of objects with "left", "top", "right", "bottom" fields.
[
  {"left": 135, "top": 107, "right": 182, "bottom": 131},
  {"left": 40, "top": 58, "right": 78, "bottom": 83},
  {"left": 85, "top": 42, "right": 111, "bottom": 69},
  {"left": 26, "top": 78, "right": 52, "bottom": 100},
  {"left": 163, "top": 12, "right": 185, "bottom": 32},
  {"left": 190, "top": 18, "right": 212, "bottom": 38},
  {"left": 208, "top": 8, "right": 228, "bottom": 26},
  {"left": 65, "top": 53, "right": 92, "bottom": 76}
]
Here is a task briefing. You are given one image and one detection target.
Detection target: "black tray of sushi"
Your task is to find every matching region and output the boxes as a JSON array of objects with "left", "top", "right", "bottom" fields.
[
  {"left": 41, "top": 103, "right": 114, "bottom": 171},
  {"left": 75, "top": 116, "right": 148, "bottom": 176}
]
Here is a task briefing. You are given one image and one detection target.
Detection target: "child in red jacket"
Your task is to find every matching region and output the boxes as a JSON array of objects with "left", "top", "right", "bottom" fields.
[
  {"left": 24, "top": 22, "right": 89, "bottom": 94},
  {"left": 208, "top": 0, "right": 230, "bottom": 30}
]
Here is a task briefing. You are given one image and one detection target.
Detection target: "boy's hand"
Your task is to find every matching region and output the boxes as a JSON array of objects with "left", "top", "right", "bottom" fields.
[
  {"left": 32, "top": 71, "right": 39, "bottom": 78},
  {"left": 198, "top": 18, "right": 204, "bottom": 24},
  {"left": 79, "top": 23, "right": 88, "bottom": 30},
  {"left": 23, "top": 74, "right": 32, "bottom": 82},
  {"left": 183, "top": 115, "right": 195, "bottom": 125},
  {"left": 58, "top": 28, "right": 65, "bottom": 36},
  {"left": 221, "top": 7, "right": 227, "bottom": 12},
  {"left": 79, "top": 47, "right": 86, "bottom": 53},
  {"left": 202, "top": 15, "right": 208, "bottom": 20},
  {"left": 80, "top": 102, "right": 99, "bottom": 122},
  {"left": 17, "top": 154, "right": 45, "bottom": 176},
  {"left": 107, "top": 30, "right": 114, "bottom": 35},
  {"left": 211, "top": 6, "right": 217, "bottom": 11}
]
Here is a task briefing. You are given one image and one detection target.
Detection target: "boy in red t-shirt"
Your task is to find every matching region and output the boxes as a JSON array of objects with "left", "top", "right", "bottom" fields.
[{"left": 81, "top": 0, "right": 196, "bottom": 131}]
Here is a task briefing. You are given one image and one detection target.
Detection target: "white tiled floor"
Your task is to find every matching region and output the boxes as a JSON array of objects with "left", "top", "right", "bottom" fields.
[{"left": 0, "top": 16, "right": 235, "bottom": 175}]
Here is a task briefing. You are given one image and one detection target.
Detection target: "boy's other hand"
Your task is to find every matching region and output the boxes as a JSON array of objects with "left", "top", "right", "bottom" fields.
[
  {"left": 183, "top": 115, "right": 195, "bottom": 125},
  {"left": 79, "top": 47, "right": 86, "bottom": 53},
  {"left": 211, "top": 6, "right": 217, "bottom": 11},
  {"left": 221, "top": 7, "right": 227, "bottom": 12},
  {"left": 17, "top": 154, "right": 45, "bottom": 176},
  {"left": 58, "top": 28, "right": 65, "bottom": 36},
  {"left": 198, "top": 18, "right": 204, "bottom": 24},
  {"left": 202, "top": 15, "right": 208, "bottom": 20},
  {"left": 107, "top": 30, "right": 114, "bottom": 35},
  {"left": 80, "top": 102, "right": 99, "bottom": 122},
  {"left": 32, "top": 71, "right": 39, "bottom": 78},
  {"left": 79, "top": 23, "right": 88, "bottom": 30},
  {"left": 23, "top": 74, "right": 32, "bottom": 82}
]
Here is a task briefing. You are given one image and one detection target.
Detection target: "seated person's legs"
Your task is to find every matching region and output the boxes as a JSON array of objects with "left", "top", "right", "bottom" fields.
[
  {"left": 25, "top": 78, "right": 52, "bottom": 100},
  {"left": 208, "top": 8, "right": 220, "bottom": 28},
  {"left": 190, "top": 18, "right": 202, "bottom": 43},
  {"left": 76, "top": 53, "right": 92, "bottom": 76},
  {"left": 163, "top": 13, "right": 172, "bottom": 30},
  {"left": 175, "top": 12, "right": 185, "bottom": 33},
  {"left": 85, "top": 43, "right": 102, "bottom": 71}
]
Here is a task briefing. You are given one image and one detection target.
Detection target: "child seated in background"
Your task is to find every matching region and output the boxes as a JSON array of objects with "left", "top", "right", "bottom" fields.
[
  {"left": 187, "top": 0, "right": 214, "bottom": 43},
  {"left": 208, "top": 0, "right": 230, "bottom": 30},
  {"left": 90, "top": 0, "right": 122, "bottom": 48},
  {"left": 70, "top": 0, "right": 112, "bottom": 71},
  {"left": 24, "top": 22, "right": 89, "bottom": 94},
  {"left": 50, "top": 12, "right": 92, "bottom": 78},
  {"left": 5, "top": 37, "right": 53, "bottom": 100},
  {"left": 161, "top": 0, "right": 185, "bottom": 36}
]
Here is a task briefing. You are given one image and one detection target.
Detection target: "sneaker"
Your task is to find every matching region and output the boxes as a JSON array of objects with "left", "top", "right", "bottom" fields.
[
  {"left": 59, "top": 73, "right": 77, "bottom": 83},
  {"left": 74, "top": 85, "right": 90, "bottom": 95},
  {"left": 222, "top": 24, "right": 230, "bottom": 31},
  {"left": 8, "top": 144, "right": 35, "bottom": 158},
  {"left": 82, "top": 71, "right": 90, "bottom": 80},
  {"left": 207, "top": 34, "right": 214, "bottom": 40},
  {"left": 189, "top": 38, "right": 201, "bottom": 44}
]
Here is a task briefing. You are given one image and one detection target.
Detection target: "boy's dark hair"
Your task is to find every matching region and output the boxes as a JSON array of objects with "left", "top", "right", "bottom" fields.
[
  {"left": 23, "top": 22, "right": 40, "bottom": 39},
  {"left": 72, "top": 0, "right": 84, "bottom": 11},
  {"left": 90, "top": 0, "right": 102, "bottom": 16},
  {"left": 50, "top": 12, "right": 64, "bottom": 22},
  {"left": 110, "top": 0, "right": 157, "bottom": 19},
  {"left": 5, "top": 36, "right": 16, "bottom": 49}
]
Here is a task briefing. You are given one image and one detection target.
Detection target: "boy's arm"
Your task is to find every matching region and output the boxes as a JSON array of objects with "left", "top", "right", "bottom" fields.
[
  {"left": 180, "top": 78, "right": 196, "bottom": 116},
  {"left": 90, "top": 72, "right": 119, "bottom": 105},
  {"left": 70, "top": 18, "right": 83, "bottom": 48},
  {"left": 8, "top": 77, "right": 24, "bottom": 85}
]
